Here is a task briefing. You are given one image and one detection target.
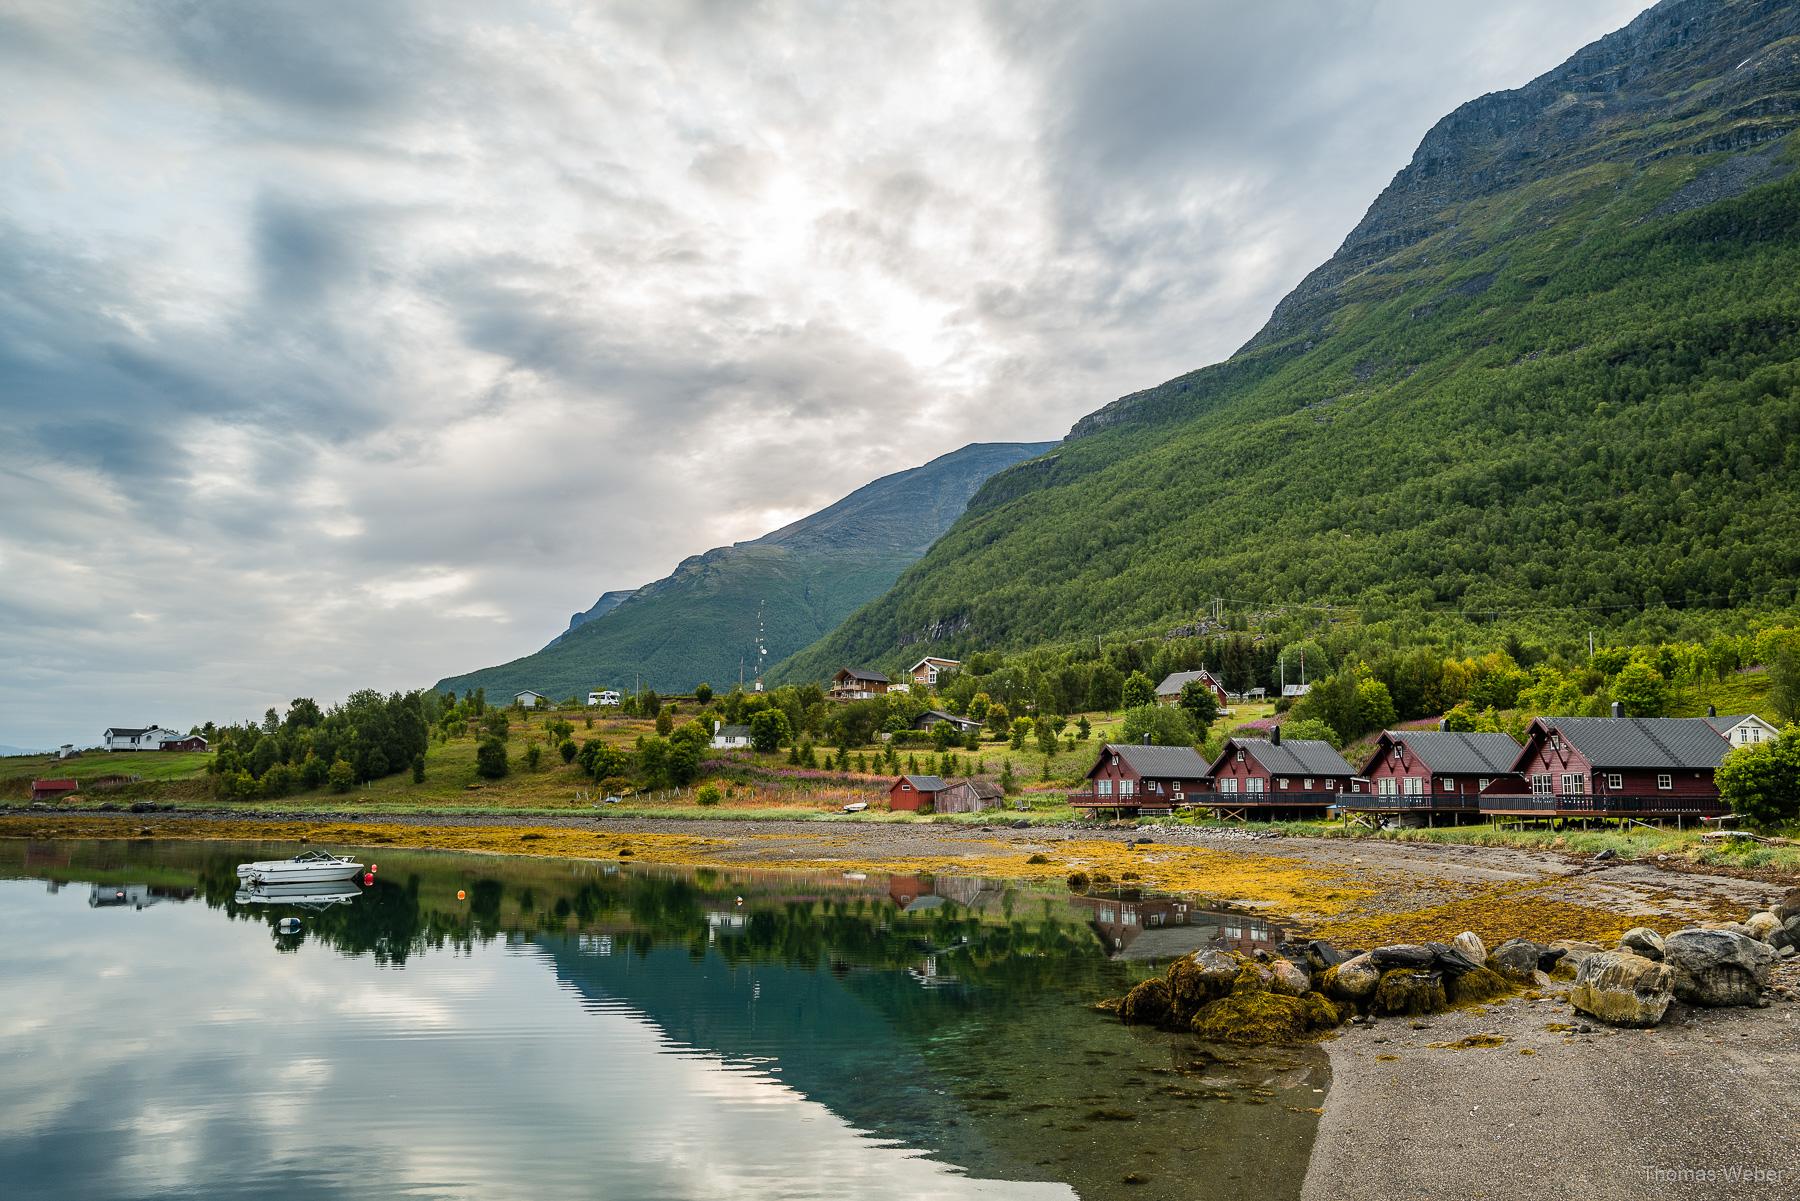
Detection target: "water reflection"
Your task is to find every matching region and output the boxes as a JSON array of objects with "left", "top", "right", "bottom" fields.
[{"left": 0, "top": 839, "right": 1326, "bottom": 1201}]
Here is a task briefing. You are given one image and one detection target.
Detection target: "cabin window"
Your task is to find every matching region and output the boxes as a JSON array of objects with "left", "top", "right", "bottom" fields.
[
  {"left": 1246, "top": 778, "right": 1265, "bottom": 795},
  {"left": 1404, "top": 777, "right": 1423, "bottom": 796},
  {"left": 1278, "top": 777, "right": 1290, "bottom": 790},
  {"left": 1151, "top": 781, "right": 1164, "bottom": 794},
  {"left": 1657, "top": 774, "right": 1672, "bottom": 790},
  {"left": 1559, "top": 773, "right": 1586, "bottom": 796},
  {"left": 1531, "top": 773, "right": 1554, "bottom": 797},
  {"left": 1440, "top": 779, "right": 1454, "bottom": 791},
  {"left": 900, "top": 783, "right": 911, "bottom": 791},
  {"left": 1303, "top": 778, "right": 1314, "bottom": 790},
  {"left": 1119, "top": 779, "right": 1136, "bottom": 796},
  {"left": 1479, "top": 778, "right": 1491, "bottom": 790},
  {"left": 1378, "top": 777, "right": 1397, "bottom": 796},
  {"left": 1097, "top": 779, "right": 1113, "bottom": 797},
  {"left": 1235, "top": 749, "right": 1245, "bottom": 763},
  {"left": 1606, "top": 773, "right": 1622, "bottom": 789},
  {"left": 1220, "top": 779, "right": 1239, "bottom": 794}
]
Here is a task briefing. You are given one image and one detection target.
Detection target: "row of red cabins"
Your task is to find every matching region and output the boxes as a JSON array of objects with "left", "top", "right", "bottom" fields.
[{"left": 1071, "top": 704, "right": 1779, "bottom": 825}]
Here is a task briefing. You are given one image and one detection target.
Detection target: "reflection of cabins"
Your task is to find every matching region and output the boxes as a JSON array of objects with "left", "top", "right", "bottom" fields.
[
  {"left": 886, "top": 874, "right": 1006, "bottom": 914},
  {"left": 88, "top": 883, "right": 194, "bottom": 908},
  {"left": 1344, "top": 730, "right": 1523, "bottom": 824},
  {"left": 907, "top": 954, "right": 959, "bottom": 988},
  {"left": 1070, "top": 893, "right": 1283, "bottom": 959},
  {"left": 1479, "top": 709, "right": 1733, "bottom": 823}
]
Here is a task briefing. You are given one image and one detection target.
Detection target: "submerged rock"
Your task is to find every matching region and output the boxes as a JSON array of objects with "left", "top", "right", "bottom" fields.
[
  {"left": 1373, "top": 969, "right": 1447, "bottom": 1016},
  {"left": 1119, "top": 979, "right": 1172, "bottom": 1027},
  {"left": 1662, "top": 929, "right": 1776, "bottom": 1008},
  {"left": 1619, "top": 927, "right": 1666, "bottom": 961},
  {"left": 1569, "top": 951, "right": 1675, "bottom": 1028}
]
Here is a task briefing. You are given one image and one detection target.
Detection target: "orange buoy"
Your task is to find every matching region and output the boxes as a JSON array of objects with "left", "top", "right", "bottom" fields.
[{"left": 457, "top": 889, "right": 466, "bottom": 901}]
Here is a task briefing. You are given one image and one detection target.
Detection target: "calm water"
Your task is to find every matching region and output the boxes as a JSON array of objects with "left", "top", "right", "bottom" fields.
[{"left": 0, "top": 839, "right": 1325, "bottom": 1201}]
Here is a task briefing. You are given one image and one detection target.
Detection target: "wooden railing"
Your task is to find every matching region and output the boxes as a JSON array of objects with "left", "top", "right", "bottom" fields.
[{"left": 1479, "top": 793, "right": 1728, "bottom": 817}]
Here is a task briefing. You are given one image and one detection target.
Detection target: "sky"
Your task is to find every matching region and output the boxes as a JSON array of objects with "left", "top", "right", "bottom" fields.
[{"left": 0, "top": 0, "right": 1651, "bottom": 748}]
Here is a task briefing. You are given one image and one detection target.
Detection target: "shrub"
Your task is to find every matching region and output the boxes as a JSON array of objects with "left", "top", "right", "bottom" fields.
[
  {"left": 476, "top": 739, "right": 509, "bottom": 780},
  {"left": 525, "top": 744, "right": 543, "bottom": 771},
  {"left": 411, "top": 754, "right": 426, "bottom": 783},
  {"left": 327, "top": 758, "right": 356, "bottom": 793},
  {"left": 696, "top": 783, "right": 722, "bottom": 807},
  {"left": 558, "top": 739, "right": 577, "bottom": 764}
]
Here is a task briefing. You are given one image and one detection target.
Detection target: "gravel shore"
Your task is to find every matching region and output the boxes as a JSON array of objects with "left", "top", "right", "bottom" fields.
[{"left": 1303, "top": 975, "right": 1800, "bottom": 1200}]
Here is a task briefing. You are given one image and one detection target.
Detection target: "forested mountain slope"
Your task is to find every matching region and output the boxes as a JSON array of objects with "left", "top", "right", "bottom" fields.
[
  {"left": 434, "top": 442, "right": 1053, "bottom": 699},
  {"left": 776, "top": 0, "right": 1800, "bottom": 684}
]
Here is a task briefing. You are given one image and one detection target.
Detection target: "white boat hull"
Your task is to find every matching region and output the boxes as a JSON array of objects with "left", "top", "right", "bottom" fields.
[{"left": 236, "top": 857, "right": 363, "bottom": 884}]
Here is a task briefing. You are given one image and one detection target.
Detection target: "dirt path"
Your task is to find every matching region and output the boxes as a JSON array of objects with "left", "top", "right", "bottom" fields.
[{"left": 1303, "top": 977, "right": 1800, "bottom": 1200}]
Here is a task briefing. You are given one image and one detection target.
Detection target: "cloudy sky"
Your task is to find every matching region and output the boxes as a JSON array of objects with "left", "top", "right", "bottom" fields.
[{"left": 0, "top": 0, "right": 1650, "bottom": 748}]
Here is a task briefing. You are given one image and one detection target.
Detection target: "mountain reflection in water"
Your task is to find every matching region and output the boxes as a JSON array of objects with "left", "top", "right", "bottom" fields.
[{"left": 0, "top": 838, "right": 1325, "bottom": 1201}]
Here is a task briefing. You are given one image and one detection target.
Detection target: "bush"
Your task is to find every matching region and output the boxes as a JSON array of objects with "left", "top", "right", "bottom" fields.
[
  {"left": 476, "top": 739, "right": 509, "bottom": 780},
  {"left": 411, "top": 754, "right": 426, "bottom": 783},
  {"left": 1121, "top": 704, "right": 1195, "bottom": 747},
  {"left": 696, "top": 783, "right": 722, "bottom": 807},
  {"left": 1716, "top": 730, "right": 1800, "bottom": 831},
  {"left": 525, "top": 744, "right": 543, "bottom": 771},
  {"left": 558, "top": 739, "right": 577, "bottom": 764},
  {"left": 327, "top": 758, "right": 356, "bottom": 793},
  {"left": 750, "top": 709, "right": 791, "bottom": 753}
]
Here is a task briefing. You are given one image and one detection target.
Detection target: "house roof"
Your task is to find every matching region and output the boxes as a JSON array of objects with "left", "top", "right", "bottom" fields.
[
  {"left": 515, "top": 689, "right": 547, "bottom": 699},
  {"left": 916, "top": 709, "right": 979, "bottom": 726},
  {"left": 835, "top": 667, "right": 889, "bottom": 683},
  {"left": 1373, "top": 730, "right": 1522, "bottom": 775},
  {"left": 1703, "top": 713, "right": 1777, "bottom": 734},
  {"left": 1228, "top": 737, "right": 1356, "bottom": 778},
  {"left": 898, "top": 774, "right": 947, "bottom": 791},
  {"left": 1154, "top": 669, "right": 1220, "bottom": 695},
  {"left": 1527, "top": 716, "right": 1730, "bottom": 771},
  {"left": 32, "top": 778, "right": 77, "bottom": 791},
  {"left": 946, "top": 779, "right": 1004, "bottom": 799},
  {"left": 715, "top": 725, "right": 750, "bottom": 739},
  {"left": 909, "top": 657, "right": 960, "bottom": 671},
  {"left": 1095, "top": 743, "right": 1211, "bottom": 779},
  {"left": 104, "top": 727, "right": 159, "bottom": 738}
]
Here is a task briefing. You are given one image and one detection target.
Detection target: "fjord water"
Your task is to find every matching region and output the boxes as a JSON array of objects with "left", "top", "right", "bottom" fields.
[{"left": 0, "top": 840, "right": 1323, "bottom": 1200}]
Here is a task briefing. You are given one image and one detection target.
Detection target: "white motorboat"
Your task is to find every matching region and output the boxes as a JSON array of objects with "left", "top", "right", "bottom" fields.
[{"left": 236, "top": 849, "right": 364, "bottom": 885}]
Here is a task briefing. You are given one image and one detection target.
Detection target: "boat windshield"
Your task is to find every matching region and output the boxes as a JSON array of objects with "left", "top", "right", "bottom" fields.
[{"left": 293, "top": 849, "right": 342, "bottom": 863}]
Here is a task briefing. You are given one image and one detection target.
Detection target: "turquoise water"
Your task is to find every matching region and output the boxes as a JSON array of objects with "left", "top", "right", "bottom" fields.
[{"left": 0, "top": 839, "right": 1324, "bottom": 1200}]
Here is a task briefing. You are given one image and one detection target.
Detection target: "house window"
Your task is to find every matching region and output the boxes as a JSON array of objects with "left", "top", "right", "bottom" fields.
[
  {"left": 1531, "top": 773, "right": 1554, "bottom": 797},
  {"left": 1440, "top": 779, "right": 1454, "bottom": 791},
  {"left": 1560, "top": 773, "right": 1586, "bottom": 796},
  {"left": 1278, "top": 777, "right": 1290, "bottom": 790},
  {"left": 1151, "top": 780, "right": 1164, "bottom": 794},
  {"left": 1246, "top": 778, "right": 1265, "bottom": 795},
  {"left": 1377, "top": 777, "right": 1397, "bottom": 796},
  {"left": 1235, "top": 749, "right": 1245, "bottom": 763},
  {"left": 1303, "top": 778, "right": 1314, "bottom": 790},
  {"left": 1220, "top": 779, "right": 1239, "bottom": 794},
  {"left": 1606, "top": 773, "right": 1622, "bottom": 789},
  {"left": 1549, "top": 736, "right": 1561, "bottom": 752},
  {"left": 1404, "top": 777, "right": 1423, "bottom": 796},
  {"left": 1657, "top": 774, "right": 1672, "bottom": 790},
  {"left": 1119, "top": 779, "right": 1136, "bottom": 796},
  {"left": 900, "top": 783, "right": 912, "bottom": 791},
  {"left": 1097, "top": 779, "right": 1113, "bottom": 797},
  {"left": 1479, "top": 778, "right": 1491, "bottom": 790}
]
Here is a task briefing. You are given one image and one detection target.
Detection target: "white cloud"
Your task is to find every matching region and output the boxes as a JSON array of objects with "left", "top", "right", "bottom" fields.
[{"left": 0, "top": 0, "right": 1650, "bottom": 744}]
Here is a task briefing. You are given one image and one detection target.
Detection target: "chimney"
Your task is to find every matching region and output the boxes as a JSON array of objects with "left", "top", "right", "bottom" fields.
[
  {"left": 1707, "top": 704, "right": 1717, "bottom": 717},
  {"left": 1271, "top": 725, "right": 1282, "bottom": 746},
  {"left": 1437, "top": 718, "right": 1448, "bottom": 732},
  {"left": 713, "top": 719, "right": 721, "bottom": 733},
  {"left": 1142, "top": 733, "right": 1151, "bottom": 746},
  {"left": 1610, "top": 701, "right": 1624, "bottom": 719}
]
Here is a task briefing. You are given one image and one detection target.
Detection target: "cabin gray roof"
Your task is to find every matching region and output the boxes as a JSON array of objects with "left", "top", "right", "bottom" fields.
[
  {"left": 916, "top": 709, "right": 978, "bottom": 726},
  {"left": 1098, "top": 743, "right": 1211, "bottom": 778},
  {"left": 1237, "top": 738, "right": 1356, "bottom": 778},
  {"left": 1154, "top": 669, "right": 1218, "bottom": 695},
  {"left": 1702, "top": 713, "right": 1769, "bottom": 734},
  {"left": 1535, "top": 717, "right": 1730, "bottom": 770},
  {"left": 1378, "top": 731, "right": 1521, "bottom": 775},
  {"left": 947, "top": 779, "right": 1003, "bottom": 799},
  {"left": 715, "top": 725, "right": 750, "bottom": 739},
  {"left": 899, "top": 774, "right": 947, "bottom": 791},
  {"left": 836, "top": 667, "right": 889, "bottom": 683}
]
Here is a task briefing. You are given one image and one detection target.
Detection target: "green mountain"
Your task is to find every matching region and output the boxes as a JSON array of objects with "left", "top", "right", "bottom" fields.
[
  {"left": 777, "top": 0, "right": 1800, "bottom": 684},
  {"left": 434, "top": 441, "right": 1054, "bottom": 699}
]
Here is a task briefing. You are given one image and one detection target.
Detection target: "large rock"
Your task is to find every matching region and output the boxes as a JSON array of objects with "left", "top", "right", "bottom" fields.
[
  {"left": 1190, "top": 989, "right": 1340, "bottom": 1045},
  {"left": 1490, "top": 938, "right": 1560, "bottom": 983},
  {"left": 1619, "top": 927, "right": 1666, "bottom": 961},
  {"left": 1304, "top": 940, "right": 1349, "bottom": 972},
  {"left": 1268, "top": 958, "right": 1312, "bottom": 997},
  {"left": 1773, "top": 889, "right": 1800, "bottom": 924},
  {"left": 1119, "top": 978, "right": 1172, "bottom": 1027},
  {"left": 1662, "top": 929, "right": 1777, "bottom": 1007},
  {"left": 1370, "top": 944, "right": 1435, "bottom": 969},
  {"left": 1451, "top": 931, "right": 1488, "bottom": 967},
  {"left": 1322, "top": 952, "right": 1380, "bottom": 1003},
  {"left": 1744, "top": 912, "right": 1781, "bottom": 943},
  {"left": 1373, "top": 969, "right": 1447, "bottom": 1016},
  {"left": 1570, "top": 951, "right": 1676, "bottom": 1028},
  {"left": 1166, "top": 949, "right": 1243, "bottom": 1021},
  {"left": 1425, "top": 941, "right": 1483, "bottom": 976}
]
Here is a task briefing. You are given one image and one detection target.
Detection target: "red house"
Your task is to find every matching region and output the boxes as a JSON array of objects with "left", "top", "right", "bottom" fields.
[
  {"left": 1204, "top": 728, "right": 1358, "bottom": 817},
  {"left": 159, "top": 734, "right": 208, "bottom": 752},
  {"left": 888, "top": 774, "right": 947, "bottom": 812},
  {"left": 829, "top": 668, "right": 890, "bottom": 701},
  {"left": 1482, "top": 709, "right": 1732, "bottom": 821},
  {"left": 1352, "top": 730, "right": 1522, "bottom": 819},
  {"left": 1075, "top": 743, "right": 1211, "bottom": 815},
  {"left": 31, "top": 778, "right": 79, "bottom": 801}
]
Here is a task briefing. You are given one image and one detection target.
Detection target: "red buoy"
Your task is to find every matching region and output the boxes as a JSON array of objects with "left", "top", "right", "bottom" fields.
[{"left": 363, "top": 872, "right": 375, "bottom": 886}]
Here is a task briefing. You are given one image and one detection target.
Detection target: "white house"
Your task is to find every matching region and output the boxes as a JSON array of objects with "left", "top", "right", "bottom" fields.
[
  {"left": 588, "top": 690, "right": 622, "bottom": 707},
  {"left": 103, "top": 726, "right": 170, "bottom": 752},
  {"left": 711, "top": 721, "right": 751, "bottom": 750},
  {"left": 1704, "top": 711, "right": 1781, "bottom": 748},
  {"left": 516, "top": 690, "right": 550, "bottom": 708}
]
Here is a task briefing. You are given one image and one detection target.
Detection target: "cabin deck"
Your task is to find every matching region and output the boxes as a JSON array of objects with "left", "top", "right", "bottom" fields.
[{"left": 1477, "top": 793, "right": 1729, "bottom": 820}]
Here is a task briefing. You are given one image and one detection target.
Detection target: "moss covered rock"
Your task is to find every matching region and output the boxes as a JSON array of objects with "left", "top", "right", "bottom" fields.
[
  {"left": 1446, "top": 965, "right": 1511, "bottom": 1006},
  {"left": 1119, "top": 978, "right": 1172, "bottom": 1027},
  {"left": 1190, "top": 988, "right": 1341, "bottom": 1045},
  {"left": 1373, "top": 969, "right": 1447, "bottom": 1016},
  {"left": 1322, "top": 952, "right": 1380, "bottom": 1003}
]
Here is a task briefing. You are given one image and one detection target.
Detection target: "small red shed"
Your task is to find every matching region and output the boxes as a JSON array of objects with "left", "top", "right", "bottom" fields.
[
  {"left": 888, "top": 774, "right": 948, "bottom": 812},
  {"left": 32, "top": 778, "right": 79, "bottom": 802}
]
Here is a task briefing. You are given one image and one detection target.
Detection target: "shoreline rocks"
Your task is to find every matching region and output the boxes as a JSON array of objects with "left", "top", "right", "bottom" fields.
[
  {"left": 1570, "top": 951, "right": 1676, "bottom": 1027},
  {"left": 1662, "top": 929, "right": 1776, "bottom": 1008}
]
